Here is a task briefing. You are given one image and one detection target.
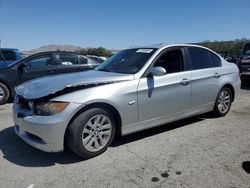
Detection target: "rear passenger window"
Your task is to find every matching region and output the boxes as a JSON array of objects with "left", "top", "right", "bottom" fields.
[
  {"left": 188, "top": 47, "right": 211, "bottom": 70},
  {"left": 209, "top": 51, "right": 221, "bottom": 67},
  {"left": 188, "top": 47, "right": 221, "bottom": 70},
  {"left": 79, "top": 56, "right": 88, "bottom": 64},
  {"left": 59, "top": 53, "right": 78, "bottom": 65}
]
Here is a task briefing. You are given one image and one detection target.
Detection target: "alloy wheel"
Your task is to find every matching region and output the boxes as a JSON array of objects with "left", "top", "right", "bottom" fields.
[
  {"left": 0, "top": 87, "right": 3, "bottom": 100},
  {"left": 81, "top": 114, "right": 112, "bottom": 152},
  {"left": 217, "top": 89, "right": 231, "bottom": 114}
]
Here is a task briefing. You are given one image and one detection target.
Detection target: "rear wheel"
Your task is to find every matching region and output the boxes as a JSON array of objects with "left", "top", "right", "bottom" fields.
[
  {"left": 212, "top": 87, "right": 232, "bottom": 117},
  {"left": 66, "top": 108, "right": 116, "bottom": 158},
  {"left": 0, "top": 82, "right": 10, "bottom": 105}
]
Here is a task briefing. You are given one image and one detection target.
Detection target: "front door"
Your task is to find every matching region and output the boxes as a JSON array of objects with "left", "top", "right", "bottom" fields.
[
  {"left": 138, "top": 49, "right": 191, "bottom": 122},
  {"left": 18, "top": 53, "right": 55, "bottom": 85}
]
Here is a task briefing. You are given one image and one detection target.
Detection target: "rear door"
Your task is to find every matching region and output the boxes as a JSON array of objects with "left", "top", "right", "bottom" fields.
[{"left": 187, "top": 47, "right": 222, "bottom": 109}]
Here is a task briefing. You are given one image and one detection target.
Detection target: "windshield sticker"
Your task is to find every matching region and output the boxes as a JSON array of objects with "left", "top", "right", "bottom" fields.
[{"left": 136, "top": 49, "right": 154, "bottom": 53}]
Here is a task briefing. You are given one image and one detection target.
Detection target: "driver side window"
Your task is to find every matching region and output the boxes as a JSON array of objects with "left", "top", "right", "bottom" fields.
[
  {"left": 25, "top": 54, "right": 53, "bottom": 69},
  {"left": 154, "top": 49, "right": 184, "bottom": 74}
]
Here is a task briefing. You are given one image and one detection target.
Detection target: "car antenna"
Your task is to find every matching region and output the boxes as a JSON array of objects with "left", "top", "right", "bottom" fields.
[{"left": 0, "top": 39, "right": 6, "bottom": 66}]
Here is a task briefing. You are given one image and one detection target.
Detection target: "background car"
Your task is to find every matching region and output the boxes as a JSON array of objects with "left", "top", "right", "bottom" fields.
[
  {"left": 87, "top": 55, "right": 107, "bottom": 63},
  {"left": 0, "top": 51, "right": 99, "bottom": 104},
  {"left": 13, "top": 45, "right": 240, "bottom": 158},
  {"left": 238, "top": 43, "right": 250, "bottom": 83},
  {"left": 0, "top": 48, "right": 22, "bottom": 68}
]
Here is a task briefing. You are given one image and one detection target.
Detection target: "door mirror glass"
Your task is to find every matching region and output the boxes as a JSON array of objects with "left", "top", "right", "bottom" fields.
[{"left": 149, "top": 66, "right": 166, "bottom": 77}]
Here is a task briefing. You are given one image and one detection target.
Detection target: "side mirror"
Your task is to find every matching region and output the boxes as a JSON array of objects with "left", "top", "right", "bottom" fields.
[
  {"left": 18, "top": 63, "right": 28, "bottom": 72},
  {"left": 149, "top": 66, "right": 166, "bottom": 77}
]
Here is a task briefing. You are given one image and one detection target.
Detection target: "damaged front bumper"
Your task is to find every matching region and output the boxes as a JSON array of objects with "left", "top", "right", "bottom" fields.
[{"left": 13, "top": 97, "right": 82, "bottom": 152}]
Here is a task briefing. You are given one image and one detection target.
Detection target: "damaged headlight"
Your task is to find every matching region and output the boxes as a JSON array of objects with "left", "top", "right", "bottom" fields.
[{"left": 34, "top": 101, "right": 69, "bottom": 116}]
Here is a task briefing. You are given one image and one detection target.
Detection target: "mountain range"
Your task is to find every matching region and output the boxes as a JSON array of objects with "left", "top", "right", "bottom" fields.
[{"left": 22, "top": 44, "right": 82, "bottom": 55}]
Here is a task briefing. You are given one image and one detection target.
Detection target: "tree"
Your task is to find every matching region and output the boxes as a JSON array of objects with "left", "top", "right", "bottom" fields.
[
  {"left": 76, "top": 47, "right": 112, "bottom": 57},
  {"left": 198, "top": 38, "right": 250, "bottom": 57}
]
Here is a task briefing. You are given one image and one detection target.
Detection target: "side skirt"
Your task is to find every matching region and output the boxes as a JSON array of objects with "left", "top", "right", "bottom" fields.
[{"left": 121, "top": 102, "right": 214, "bottom": 136}]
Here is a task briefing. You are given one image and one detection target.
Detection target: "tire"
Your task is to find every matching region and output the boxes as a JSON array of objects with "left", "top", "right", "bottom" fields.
[
  {"left": 212, "top": 87, "right": 232, "bottom": 117},
  {"left": 66, "top": 107, "right": 116, "bottom": 158},
  {"left": 0, "top": 82, "right": 10, "bottom": 105}
]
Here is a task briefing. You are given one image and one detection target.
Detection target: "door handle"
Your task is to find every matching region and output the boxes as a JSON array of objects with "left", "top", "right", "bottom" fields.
[
  {"left": 180, "top": 78, "right": 190, "bottom": 85},
  {"left": 214, "top": 72, "right": 220, "bottom": 78}
]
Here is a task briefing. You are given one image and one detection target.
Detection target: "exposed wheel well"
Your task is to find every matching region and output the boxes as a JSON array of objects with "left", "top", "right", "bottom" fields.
[
  {"left": 64, "top": 102, "right": 122, "bottom": 147},
  {"left": 222, "top": 84, "right": 235, "bottom": 102}
]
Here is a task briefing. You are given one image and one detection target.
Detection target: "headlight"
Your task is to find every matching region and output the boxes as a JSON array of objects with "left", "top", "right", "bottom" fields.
[{"left": 34, "top": 101, "right": 69, "bottom": 116}]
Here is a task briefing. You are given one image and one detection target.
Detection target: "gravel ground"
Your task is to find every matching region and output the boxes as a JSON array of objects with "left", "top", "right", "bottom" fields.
[{"left": 0, "top": 86, "right": 250, "bottom": 188}]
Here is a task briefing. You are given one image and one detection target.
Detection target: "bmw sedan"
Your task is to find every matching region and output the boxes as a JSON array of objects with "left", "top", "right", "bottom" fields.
[{"left": 13, "top": 44, "right": 241, "bottom": 158}]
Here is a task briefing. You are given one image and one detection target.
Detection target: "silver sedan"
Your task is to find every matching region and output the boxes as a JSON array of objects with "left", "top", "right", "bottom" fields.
[{"left": 13, "top": 44, "right": 240, "bottom": 158}]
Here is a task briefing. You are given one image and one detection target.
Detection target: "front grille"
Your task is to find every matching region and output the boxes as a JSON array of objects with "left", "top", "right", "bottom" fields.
[{"left": 17, "top": 97, "right": 31, "bottom": 111}]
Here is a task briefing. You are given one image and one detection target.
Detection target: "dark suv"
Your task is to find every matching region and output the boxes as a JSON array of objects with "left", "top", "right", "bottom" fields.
[
  {"left": 239, "top": 43, "right": 250, "bottom": 83},
  {"left": 0, "top": 51, "right": 99, "bottom": 104}
]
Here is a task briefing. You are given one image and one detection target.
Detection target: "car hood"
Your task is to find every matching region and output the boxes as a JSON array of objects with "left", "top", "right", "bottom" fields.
[{"left": 15, "top": 70, "right": 134, "bottom": 99}]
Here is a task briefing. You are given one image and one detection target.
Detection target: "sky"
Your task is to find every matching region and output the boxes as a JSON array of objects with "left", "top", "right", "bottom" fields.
[{"left": 0, "top": 0, "right": 250, "bottom": 51}]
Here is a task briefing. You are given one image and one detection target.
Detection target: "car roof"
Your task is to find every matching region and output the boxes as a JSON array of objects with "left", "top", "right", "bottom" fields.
[
  {"left": 131, "top": 44, "right": 213, "bottom": 50},
  {"left": 27, "top": 51, "right": 85, "bottom": 56},
  {"left": 157, "top": 44, "right": 213, "bottom": 50},
  {"left": 130, "top": 44, "right": 219, "bottom": 55},
  {"left": 7, "top": 51, "right": 89, "bottom": 67},
  {"left": 0, "top": 48, "right": 19, "bottom": 51}
]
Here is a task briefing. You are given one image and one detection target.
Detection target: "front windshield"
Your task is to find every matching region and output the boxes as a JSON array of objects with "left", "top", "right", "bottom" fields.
[{"left": 95, "top": 48, "right": 157, "bottom": 74}]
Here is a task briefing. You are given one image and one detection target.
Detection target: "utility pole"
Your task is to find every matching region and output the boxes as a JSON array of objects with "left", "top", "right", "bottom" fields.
[{"left": 0, "top": 39, "right": 6, "bottom": 64}]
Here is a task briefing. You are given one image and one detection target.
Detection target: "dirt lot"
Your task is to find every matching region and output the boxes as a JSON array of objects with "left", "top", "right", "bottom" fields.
[{"left": 0, "top": 86, "right": 250, "bottom": 188}]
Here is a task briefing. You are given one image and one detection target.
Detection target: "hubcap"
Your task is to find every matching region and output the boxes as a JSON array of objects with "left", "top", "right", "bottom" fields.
[
  {"left": 0, "top": 87, "right": 4, "bottom": 100},
  {"left": 217, "top": 90, "right": 231, "bottom": 113},
  {"left": 82, "top": 114, "right": 112, "bottom": 152}
]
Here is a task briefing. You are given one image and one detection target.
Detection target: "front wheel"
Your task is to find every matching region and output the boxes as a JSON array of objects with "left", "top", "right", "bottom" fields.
[
  {"left": 212, "top": 87, "right": 232, "bottom": 117},
  {"left": 66, "top": 108, "right": 116, "bottom": 158}
]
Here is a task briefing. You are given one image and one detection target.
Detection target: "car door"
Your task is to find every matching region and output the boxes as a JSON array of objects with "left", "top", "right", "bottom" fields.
[
  {"left": 137, "top": 48, "right": 191, "bottom": 122},
  {"left": 17, "top": 53, "right": 55, "bottom": 85},
  {"left": 186, "top": 47, "right": 222, "bottom": 109}
]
